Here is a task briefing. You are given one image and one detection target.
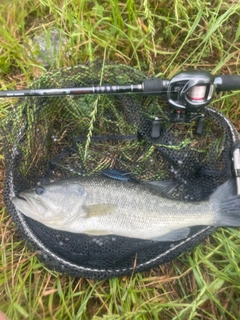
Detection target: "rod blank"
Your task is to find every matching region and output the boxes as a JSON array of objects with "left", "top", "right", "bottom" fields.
[{"left": 0, "top": 84, "right": 144, "bottom": 98}]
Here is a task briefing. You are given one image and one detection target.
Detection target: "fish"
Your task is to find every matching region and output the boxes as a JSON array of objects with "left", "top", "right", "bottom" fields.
[{"left": 11, "top": 170, "right": 240, "bottom": 242}]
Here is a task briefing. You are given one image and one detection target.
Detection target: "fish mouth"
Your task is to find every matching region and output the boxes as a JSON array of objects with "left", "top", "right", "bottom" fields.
[
  {"left": 16, "top": 194, "right": 27, "bottom": 201},
  {"left": 15, "top": 193, "right": 47, "bottom": 219}
]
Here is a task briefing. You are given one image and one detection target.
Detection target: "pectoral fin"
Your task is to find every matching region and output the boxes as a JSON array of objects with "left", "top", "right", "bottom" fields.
[
  {"left": 151, "top": 227, "right": 190, "bottom": 241},
  {"left": 86, "top": 204, "right": 115, "bottom": 217}
]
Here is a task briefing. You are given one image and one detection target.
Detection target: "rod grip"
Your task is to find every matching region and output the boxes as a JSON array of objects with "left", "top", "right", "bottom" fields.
[
  {"left": 215, "top": 75, "right": 240, "bottom": 91},
  {"left": 142, "top": 78, "right": 168, "bottom": 95}
]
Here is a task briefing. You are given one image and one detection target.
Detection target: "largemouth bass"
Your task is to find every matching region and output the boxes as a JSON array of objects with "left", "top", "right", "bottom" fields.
[{"left": 11, "top": 172, "right": 240, "bottom": 241}]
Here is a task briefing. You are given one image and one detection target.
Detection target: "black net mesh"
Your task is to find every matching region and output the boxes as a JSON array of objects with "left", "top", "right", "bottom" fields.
[{"left": 1, "top": 61, "right": 239, "bottom": 279}]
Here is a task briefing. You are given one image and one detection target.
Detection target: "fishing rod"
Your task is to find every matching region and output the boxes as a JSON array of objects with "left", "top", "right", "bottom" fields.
[
  {"left": 2, "top": 70, "right": 240, "bottom": 129},
  {"left": 1, "top": 70, "right": 240, "bottom": 96},
  {"left": 1, "top": 70, "right": 240, "bottom": 123},
  {"left": 1, "top": 69, "right": 240, "bottom": 193},
  {"left": 0, "top": 70, "right": 240, "bottom": 96}
]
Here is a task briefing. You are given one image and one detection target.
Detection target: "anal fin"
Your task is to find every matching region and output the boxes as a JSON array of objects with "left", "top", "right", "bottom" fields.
[{"left": 150, "top": 227, "right": 190, "bottom": 242}]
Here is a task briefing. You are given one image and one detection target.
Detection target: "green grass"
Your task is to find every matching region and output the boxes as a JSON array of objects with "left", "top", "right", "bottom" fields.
[{"left": 0, "top": 0, "right": 240, "bottom": 319}]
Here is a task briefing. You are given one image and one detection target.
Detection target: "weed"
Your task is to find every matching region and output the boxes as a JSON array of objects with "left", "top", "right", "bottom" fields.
[{"left": 0, "top": 1, "right": 240, "bottom": 319}]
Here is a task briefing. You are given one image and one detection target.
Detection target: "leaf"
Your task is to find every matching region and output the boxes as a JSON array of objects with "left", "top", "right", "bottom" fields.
[{"left": 13, "top": 303, "right": 29, "bottom": 318}]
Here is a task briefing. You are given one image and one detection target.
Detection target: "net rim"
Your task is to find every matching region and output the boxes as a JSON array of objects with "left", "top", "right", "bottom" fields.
[{"left": 3, "top": 105, "right": 239, "bottom": 279}]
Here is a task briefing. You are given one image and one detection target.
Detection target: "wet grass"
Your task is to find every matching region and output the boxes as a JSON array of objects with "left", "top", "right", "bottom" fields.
[{"left": 0, "top": 0, "right": 240, "bottom": 319}]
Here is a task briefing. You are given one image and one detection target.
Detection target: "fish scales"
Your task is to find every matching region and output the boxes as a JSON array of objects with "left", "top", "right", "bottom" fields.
[{"left": 82, "top": 177, "right": 211, "bottom": 223}]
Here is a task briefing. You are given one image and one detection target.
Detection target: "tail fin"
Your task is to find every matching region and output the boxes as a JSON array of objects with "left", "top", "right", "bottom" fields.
[{"left": 210, "top": 179, "right": 240, "bottom": 227}]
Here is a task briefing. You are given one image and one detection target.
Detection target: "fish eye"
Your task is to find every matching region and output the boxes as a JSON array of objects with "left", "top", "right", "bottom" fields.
[{"left": 35, "top": 185, "right": 45, "bottom": 195}]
